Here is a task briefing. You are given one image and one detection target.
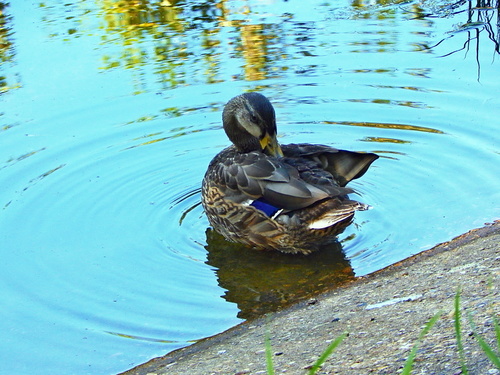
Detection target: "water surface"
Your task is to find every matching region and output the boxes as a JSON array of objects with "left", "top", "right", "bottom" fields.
[{"left": 0, "top": 0, "right": 499, "bottom": 373}]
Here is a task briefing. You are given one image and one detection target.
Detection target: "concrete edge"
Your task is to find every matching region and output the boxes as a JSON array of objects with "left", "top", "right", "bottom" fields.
[{"left": 121, "top": 220, "right": 500, "bottom": 375}]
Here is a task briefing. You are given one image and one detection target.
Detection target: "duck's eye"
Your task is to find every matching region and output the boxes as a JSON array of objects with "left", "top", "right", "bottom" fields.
[{"left": 250, "top": 114, "right": 258, "bottom": 123}]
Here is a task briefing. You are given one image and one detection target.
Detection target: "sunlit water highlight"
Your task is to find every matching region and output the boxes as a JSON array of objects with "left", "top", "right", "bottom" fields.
[{"left": 0, "top": 0, "right": 499, "bottom": 374}]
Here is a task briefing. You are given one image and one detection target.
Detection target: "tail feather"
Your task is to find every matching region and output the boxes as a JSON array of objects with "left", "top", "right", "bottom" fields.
[{"left": 321, "top": 151, "right": 379, "bottom": 187}]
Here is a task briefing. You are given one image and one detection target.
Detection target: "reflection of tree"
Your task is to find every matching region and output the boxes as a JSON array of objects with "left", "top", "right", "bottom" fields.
[
  {"left": 0, "top": 1, "right": 17, "bottom": 94},
  {"left": 239, "top": 24, "right": 268, "bottom": 81},
  {"left": 412, "top": 0, "right": 499, "bottom": 79},
  {"left": 31, "top": 0, "right": 288, "bottom": 92},
  {"left": 95, "top": 0, "right": 284, "bottom": 91},
  {"left": 441, "top": 1, "right": 499, "bottom": 65},
  {"left": 204, "top": 229, "right": 355, "bottom": 320},
  {"left": 0, "top": 2, "right": 12, "bottom": 62},
  {"left": 98, "top": 0, "right": 188, "bottom": 92},
  {"left": 36, "top": 0, "right": 499, "bottom": 94}
]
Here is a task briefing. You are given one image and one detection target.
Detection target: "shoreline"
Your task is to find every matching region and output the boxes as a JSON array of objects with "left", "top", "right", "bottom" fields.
[{"left": 122, "top": 221, "right": 499, "bottom": 375}]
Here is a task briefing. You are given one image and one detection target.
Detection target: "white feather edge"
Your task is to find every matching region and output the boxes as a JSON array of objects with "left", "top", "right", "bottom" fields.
[
  {"left": 308, "top": 203, "right": 372, "bottom": 230},
  {"left": 308, "top": 214, "right": 351, "bottom": 229}
]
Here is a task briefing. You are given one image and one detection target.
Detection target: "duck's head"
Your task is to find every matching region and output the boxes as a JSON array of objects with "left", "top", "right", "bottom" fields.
[{"left": 222, "top": 92, "right": 284, "bottom": 157}]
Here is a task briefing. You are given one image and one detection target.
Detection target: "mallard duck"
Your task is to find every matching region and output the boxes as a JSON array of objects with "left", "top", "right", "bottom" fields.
[{"left": 202, "top": 92, "right": 378, "bottom": 254}]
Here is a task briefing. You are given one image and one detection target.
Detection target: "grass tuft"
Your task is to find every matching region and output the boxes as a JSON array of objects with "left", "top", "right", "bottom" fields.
[
  {"left": 307, "top": 332, "right": 348, "bottom": 375},
  {"left": 468, "top": 312, "right": 500, "bottom": 369},
  {"left": 401, "top": 310, "right": 443, "bottom": 375},
  {"left": 264, "top": 330, "right": 346, "bottom": 375},
  {"left": 454, "top": 288, "right": 469, "bottom": 374},
  {"left": 494, "top": 313, "right": 500, "bottom": 355},
  {"left": 261, "top": 282, "right": 498, "bottom": 374},
  {"left": 265, "top": 327, "right": 275, "bottom": 375}
]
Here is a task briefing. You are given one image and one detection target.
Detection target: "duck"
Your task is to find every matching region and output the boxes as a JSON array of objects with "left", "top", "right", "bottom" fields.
[{"left": 201, "top": 92, "right": 378, "bottom": 254}]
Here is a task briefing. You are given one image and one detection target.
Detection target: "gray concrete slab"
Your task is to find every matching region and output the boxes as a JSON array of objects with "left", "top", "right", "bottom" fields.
[{"left": 122, "top": 221, "right": 499, "bottom": 375}]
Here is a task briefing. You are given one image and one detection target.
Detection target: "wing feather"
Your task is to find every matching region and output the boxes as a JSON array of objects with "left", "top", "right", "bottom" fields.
[
  {"left": 212, "top": 147, "right": 352, "bottom": 210},
  {"left": 282, "top": 143, "right": 379, "bottom": 187}
]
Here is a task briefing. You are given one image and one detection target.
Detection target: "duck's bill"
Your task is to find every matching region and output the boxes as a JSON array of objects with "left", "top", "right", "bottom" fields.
[{"left": 260, "top": 133, "right": 284, "bottom": 157}]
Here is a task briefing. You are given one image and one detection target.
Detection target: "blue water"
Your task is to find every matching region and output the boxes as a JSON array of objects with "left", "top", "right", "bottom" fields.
[{"left": 1, "top": 0, "right": 499, "bottom": 373}]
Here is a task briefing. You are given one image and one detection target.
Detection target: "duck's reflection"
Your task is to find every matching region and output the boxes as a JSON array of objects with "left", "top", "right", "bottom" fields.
[{"left": 204, "top": 228, "right": 355, "bottom": 320}]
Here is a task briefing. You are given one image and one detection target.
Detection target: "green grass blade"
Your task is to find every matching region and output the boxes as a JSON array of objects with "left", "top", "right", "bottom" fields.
[
  {"left": 488, "top": 278, "right": 500, "bottom": 353},
  {"left": 494, "top": 315, "right": 500, "bottom": 354},
  {"left": 307, "top": 332, "right": 347, "bottom": 375},
  {"left": 468, "top": 312, "right": 500, "bottom": 369},
  {"left": 401, "top": 310, "right": 443, "bottom": 375},
  {"left": 265, "top": 329, "right": 275, "bottom": 375},
  {"left": 454, "top": 289, "right": 469, "bottom": 374}
]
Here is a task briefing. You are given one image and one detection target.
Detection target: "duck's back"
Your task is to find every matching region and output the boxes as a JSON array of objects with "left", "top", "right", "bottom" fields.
[{"left": 201, "top": 143, "right": 378, "bottom": 254}]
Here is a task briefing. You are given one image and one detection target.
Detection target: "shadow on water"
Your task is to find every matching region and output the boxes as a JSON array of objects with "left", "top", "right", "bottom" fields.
[{"left": 204, "top": 228, "right": 355, "bottom": 320}]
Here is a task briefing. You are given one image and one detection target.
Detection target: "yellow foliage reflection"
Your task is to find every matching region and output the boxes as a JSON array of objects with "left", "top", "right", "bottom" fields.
[
  {"left": 95, "top": 0, "right": 282, "bottom": 87},
  {"left": 21, "top": 0, "right": 499, "bottom": 94},
  {"left": 0, "top": 2, "right": 13, "bottom": 63},
  {"left": 100, "top": 0, "right": 183, "bottom": 31},
  {"left": 97, "top": 0, "right": 188, "bottom": 91},
  {"left": 323, "top": 120, "right": 445, "bottom": 134},
  {"left": 0, "top": 1, "right": 20, "bottom": 93},
  {"left": 239, "top": 24, "right": 268, "bottom": 81}
]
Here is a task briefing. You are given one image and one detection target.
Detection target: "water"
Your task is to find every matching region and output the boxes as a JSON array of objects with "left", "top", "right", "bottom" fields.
[{"left": 1, "top": 0, "right": 498, "bottom": 373}]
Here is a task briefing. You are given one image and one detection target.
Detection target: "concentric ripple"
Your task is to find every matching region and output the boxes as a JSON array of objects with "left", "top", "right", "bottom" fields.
[{"left": 0, "top": 105, "right": 241, "bottom": 373}]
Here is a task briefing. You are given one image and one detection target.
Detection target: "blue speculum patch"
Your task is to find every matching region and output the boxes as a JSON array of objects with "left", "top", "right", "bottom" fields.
[{"left": 251, "top": 198, "right": 281, "bottom": 217}]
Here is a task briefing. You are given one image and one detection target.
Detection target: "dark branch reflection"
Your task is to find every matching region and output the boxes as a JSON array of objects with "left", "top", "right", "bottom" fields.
[
  {"left": 204, "top": 228, "right": 355, "bottom": 320},
  {"left": 410, "top": 0, "right": 499, "bottom": 79}
]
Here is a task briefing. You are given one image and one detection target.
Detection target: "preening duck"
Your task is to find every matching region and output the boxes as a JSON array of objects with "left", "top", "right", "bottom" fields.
[{"left": 201, "top": 92, "right": 378, "bottom": 254}]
